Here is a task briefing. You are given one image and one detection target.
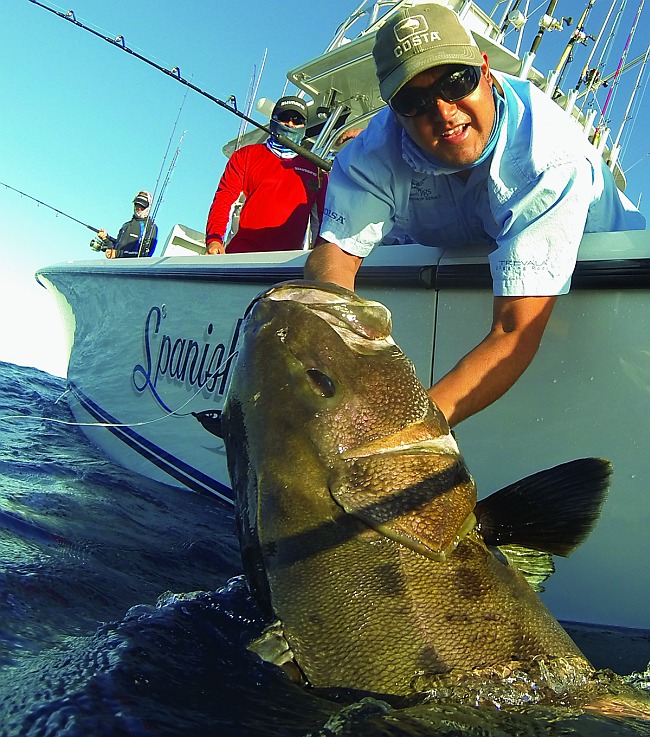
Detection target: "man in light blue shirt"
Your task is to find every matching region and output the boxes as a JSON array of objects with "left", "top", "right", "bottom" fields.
[{"left": 305, "top": 3, "right": 645, "bottom": 428}]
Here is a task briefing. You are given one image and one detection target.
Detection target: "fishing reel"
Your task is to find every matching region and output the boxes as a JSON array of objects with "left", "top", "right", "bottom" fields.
[{"left": 89, "top": 237, "right": 110, "bottom": 252}]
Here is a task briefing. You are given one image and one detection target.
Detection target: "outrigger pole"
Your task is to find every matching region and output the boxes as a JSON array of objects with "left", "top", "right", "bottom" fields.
[
  {"left": 0, "top": 180, "right": 101, "bottom": 233},
  {"left": 26, "top": 0, "right": 332, "bottom": 173}
]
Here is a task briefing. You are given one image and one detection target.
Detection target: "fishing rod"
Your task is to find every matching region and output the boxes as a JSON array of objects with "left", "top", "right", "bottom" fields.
[
  {"left": 594, "top": 0, "right": 646, "bottom": 140},
  {"left": 608, "top": 44, "right": 650, "bottom": 168},
  {"left": 575, "top": 0, "right": 619, "bottom": 92},
  {"left": 497, "top": 0, "right": 529, "bottom": 57},
  {"left": 0, "top": 180, "right": 101, "bottom": 233},
  {"left": 495, "top": 0, "right": 525, "bottom": 40},
  {"left": 551, "top": 0, "right": 597, "bottom": 92},
  {"left": 151, "top": 85, "right": 189, "bottom": 214},
  {"left": 151, "top": 131, "right": 186, "bottom": 225},
  {"left": 576, "top": 0, "right": 627, "bottom": 118},
  {"left": 528, "top": 0, "right": 571, "bottom": 56},
  {"left": 27, "top": 0, "right": 332, "bottom": 173},
  {"left": 576, "top": 50, "right": 649, "bottom": 98},
  {"left": 236, "top": 49, "right": 268, "bottom": 152}
]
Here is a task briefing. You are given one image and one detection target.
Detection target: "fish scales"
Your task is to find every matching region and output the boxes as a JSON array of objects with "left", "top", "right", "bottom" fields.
[{"left": 265, "top": 528, "right": 587, "bottom": 695}]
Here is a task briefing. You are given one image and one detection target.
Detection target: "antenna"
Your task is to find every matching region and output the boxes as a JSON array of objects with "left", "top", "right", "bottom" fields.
[{"left": 235, "top": 49, "right": 268, "bottom": 151}]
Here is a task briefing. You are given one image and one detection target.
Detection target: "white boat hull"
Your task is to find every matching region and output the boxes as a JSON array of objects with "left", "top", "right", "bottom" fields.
[{"left": 37, "top": 230, "right": 650, "bottom": 631}]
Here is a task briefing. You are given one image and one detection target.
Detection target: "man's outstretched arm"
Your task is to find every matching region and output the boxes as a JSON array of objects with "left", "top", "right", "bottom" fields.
[
  {"left": 304, "top": 239, "right": 363, "bottom": 291},
  {"left": 429, "top": 295, "right": 557, "bottom": 427}
]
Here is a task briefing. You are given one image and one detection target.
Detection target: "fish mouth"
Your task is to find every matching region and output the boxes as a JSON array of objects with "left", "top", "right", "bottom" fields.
[{"left": 339, "top": 424, "right": 460, "bottom": 461}]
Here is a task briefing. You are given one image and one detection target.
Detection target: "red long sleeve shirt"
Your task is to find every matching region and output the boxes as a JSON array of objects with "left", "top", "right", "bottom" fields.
[{"left": 205, "top": 143, "right": 328, "bottom": 254}]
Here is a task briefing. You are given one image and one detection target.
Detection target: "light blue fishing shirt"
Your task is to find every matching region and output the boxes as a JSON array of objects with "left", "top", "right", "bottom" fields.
[{"left": 321, "top": 72, "right": 646, "bottom": 296}]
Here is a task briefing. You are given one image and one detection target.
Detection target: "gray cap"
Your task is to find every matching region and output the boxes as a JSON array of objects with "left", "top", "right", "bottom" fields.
[{"left": 373, "top": 4, "right": 484, "bottom": 102}]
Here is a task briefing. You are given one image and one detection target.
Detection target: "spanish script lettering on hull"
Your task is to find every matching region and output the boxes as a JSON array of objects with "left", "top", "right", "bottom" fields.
[{"left": 132, "top": 305, "right": 243, "bottom": 413}]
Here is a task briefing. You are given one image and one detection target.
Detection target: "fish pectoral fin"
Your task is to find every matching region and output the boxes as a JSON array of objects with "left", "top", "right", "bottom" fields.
[
  {"left": 475, "top": 458, "right": 612, "bottom": 557},
  {"left": 248, "top": 620, "right": 307, "bottom": 685},
  {"left": 491, "top": 544, "right": 555, "bottom": 592}
]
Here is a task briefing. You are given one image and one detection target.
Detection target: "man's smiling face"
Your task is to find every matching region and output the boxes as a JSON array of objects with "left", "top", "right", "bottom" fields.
[{"left": 394, "top": 54, "right": 496, "bottom": 168}]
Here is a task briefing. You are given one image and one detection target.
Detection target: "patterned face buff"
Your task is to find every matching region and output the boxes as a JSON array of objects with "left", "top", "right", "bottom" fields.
[
  {"left": 133, "top": 191, "right": 152, "bottom": 219},
  {"left": 269, "top": 118, "right": 306, "bottom": 146}
]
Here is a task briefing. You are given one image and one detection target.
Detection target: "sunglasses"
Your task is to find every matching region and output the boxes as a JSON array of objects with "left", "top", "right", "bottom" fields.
[
  {"left": 389, "top": 65, "right": 482, "bottom": 118},
  {"left": 275, "top": 111, "right": 306, "bottom": 125}
]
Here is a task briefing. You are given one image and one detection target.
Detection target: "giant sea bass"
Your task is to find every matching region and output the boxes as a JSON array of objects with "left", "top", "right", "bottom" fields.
[{"left": 222, "top": 281, "right": 614, "bottom": 702}]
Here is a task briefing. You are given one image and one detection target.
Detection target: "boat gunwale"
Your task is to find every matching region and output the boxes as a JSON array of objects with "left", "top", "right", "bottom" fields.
[{"left": 36, "top": 256, "right": 650, "bottom": 290}]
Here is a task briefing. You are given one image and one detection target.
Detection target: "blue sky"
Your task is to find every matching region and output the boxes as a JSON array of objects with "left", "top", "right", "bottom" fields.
[{"left": 1, "top": 0, "right": 649, "bottom": 376}]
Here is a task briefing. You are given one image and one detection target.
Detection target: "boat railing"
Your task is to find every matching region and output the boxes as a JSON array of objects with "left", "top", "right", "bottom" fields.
[
  {"left": 225, "top": 0, "right": 641, "bottom": 194},
  {"left": 304, "top": 1, "right": 632, "bottom": 191}
]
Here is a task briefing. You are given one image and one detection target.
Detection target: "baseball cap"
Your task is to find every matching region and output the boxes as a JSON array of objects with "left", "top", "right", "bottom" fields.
[
  {"left": 373, "top": 4, "right": 484, "bottom": 102},
  {"left": 271, "top": 96, "right": 308, "bottom": 121},
  {"left": 133, "top": 191, "right": 151, "bottom": 209}
]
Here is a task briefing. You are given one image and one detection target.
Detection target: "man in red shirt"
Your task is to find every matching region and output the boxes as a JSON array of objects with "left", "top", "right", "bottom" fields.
[{"left": 205, "top": 96, "right": 328, "bottom": 254}]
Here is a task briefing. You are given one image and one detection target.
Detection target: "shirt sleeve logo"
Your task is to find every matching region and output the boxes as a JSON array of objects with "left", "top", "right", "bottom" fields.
[{"left": 323, "top": 207, "right": 345, "bottom": 225}]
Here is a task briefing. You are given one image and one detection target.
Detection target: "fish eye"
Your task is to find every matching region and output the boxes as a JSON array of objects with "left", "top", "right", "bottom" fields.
[{"left": 306, "top": 369, "right": 336, "bottom": 398}]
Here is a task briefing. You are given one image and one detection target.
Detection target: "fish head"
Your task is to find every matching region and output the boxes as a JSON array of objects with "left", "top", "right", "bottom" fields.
[{"left": 224, "top": 281, "right": 477, "bottom": 572}]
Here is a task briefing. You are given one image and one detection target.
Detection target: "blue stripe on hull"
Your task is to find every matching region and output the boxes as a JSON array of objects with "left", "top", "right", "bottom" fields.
[{"left": 69, "top": 382, "right": 234, "bottom": 504}]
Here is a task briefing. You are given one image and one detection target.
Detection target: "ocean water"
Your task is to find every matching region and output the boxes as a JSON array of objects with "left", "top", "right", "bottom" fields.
[{"left": 1, "top": 359, "right": 649, "bottom": 737}]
